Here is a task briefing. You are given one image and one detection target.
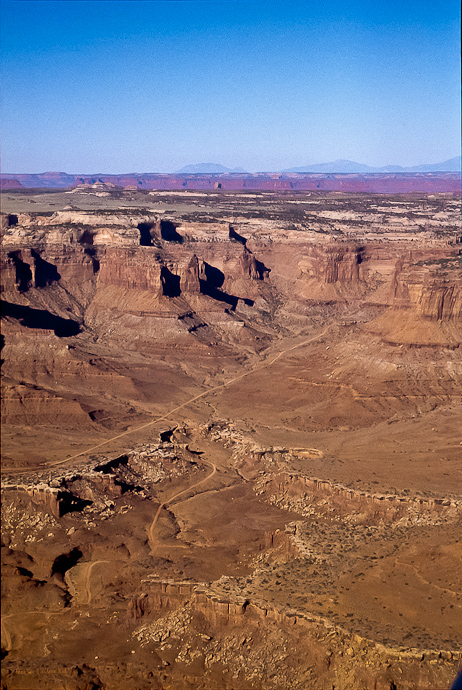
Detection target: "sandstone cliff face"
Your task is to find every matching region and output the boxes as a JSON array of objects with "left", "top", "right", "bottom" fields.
[
  {"left": 418, "top": 281, "right": 461, "bottom": 320},
  {"left": 254, "top": 471, "right": 462, "bottom": 527},
  {"left": 3, "top": 170, "right": 461, "bottom": 192},
  {"left": 181, "top": 254, "right": 201, "bottom": 293},
  {"left": 240, "top": 247, "right": 270, "bottom": 281},
  {"left": 312, "top": 244, "right": 364, "bottom": 284},
  {"left": 97, "top": 247, "right": 164, "bottom": 294},
  {"left": 128, "top": 580, "right": 196, "bottom": 622},
  {"left": 361, "top": 250, "right": 462, "bottom": 346},
  {"left": 2, "top": 210, "right": 460, "bottom": 357},
  {"left": 0, "top": 179, "right": 23, "bottom": 190},
  {"left": 4, "top": 245, "right": 97, "bottom": 293},
  {"left": 391, "top": 257, "right": 462, "bottom": 321},
  {"left": 129, "top": 579, "right": 461, "bottom": 690},
  {"left": 1, "top": 383, "right": 93, "bottom": 428}
]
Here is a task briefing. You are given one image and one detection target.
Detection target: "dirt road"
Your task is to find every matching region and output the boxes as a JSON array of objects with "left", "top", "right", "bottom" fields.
[
  {"left": 147, "top": 461, "right": 217, "bottom": 552},
  {"left": 1, "top": 615, "right": 13, "bottom": 651},
  {"left": 2, "top": 325, "right": 332, "bottom": 474},
  {"left": 82, "top": 560, "right": 109, "bottom": 605}
]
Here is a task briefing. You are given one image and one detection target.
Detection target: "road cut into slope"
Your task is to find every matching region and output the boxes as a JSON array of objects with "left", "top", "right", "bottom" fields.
[
  {"left": 147, "top": 461, "right": 217, "bottom": 553},
  {"left": 2, "top": 325, "right": 332, "bottom": 475}
]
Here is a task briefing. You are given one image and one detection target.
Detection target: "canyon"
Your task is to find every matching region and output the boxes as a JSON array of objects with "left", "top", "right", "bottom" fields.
[
  {"left": 1, "top": 186, "right": 461, "bottom": 689},
  {"left": 1, "top": 170, "right": 461, "bottom": 193}
]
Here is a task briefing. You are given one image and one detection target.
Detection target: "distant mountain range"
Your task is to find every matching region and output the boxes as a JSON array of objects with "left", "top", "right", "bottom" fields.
[
  {"left": 173, "top": 157, "right": 461, "bottom": 174},
  {"left": 1, "top": 157, "right": 460, "bottom": 193},
  {"left": 175, "top": 163, "right": 248, "bottom": 174},
  {"left": 283, "top": 157, "right": 461, "bottom": 173}
]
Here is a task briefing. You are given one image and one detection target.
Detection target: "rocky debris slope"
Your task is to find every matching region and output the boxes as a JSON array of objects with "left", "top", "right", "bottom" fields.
[{"left": 2, "top": 421, "right": 461, "bottom": 689}]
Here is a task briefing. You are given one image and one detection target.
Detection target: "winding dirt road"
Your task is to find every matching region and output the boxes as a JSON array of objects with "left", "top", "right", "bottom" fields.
[
  {"left": 2, "top": 324, "right": 332, "bottom": 474},
  {"left": 1, "top": 610, "right": 66, "bottom": 652},
  {"left": 1, "top": 615, "right": 13, "bottom": 652},
  {"left": 82, "top": 560, "right": 109, "bottom": 605},
  {"left": 147, "top": 461, "right": 217, "bottom": 552}
]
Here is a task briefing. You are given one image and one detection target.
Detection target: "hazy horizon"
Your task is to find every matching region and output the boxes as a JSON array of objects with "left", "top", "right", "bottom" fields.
[
  {"left": 2, "top": 154, "right": 462, "bottom": 177},
  {"left": 1, "top": 0, "right": 460, "bottom": 174}
]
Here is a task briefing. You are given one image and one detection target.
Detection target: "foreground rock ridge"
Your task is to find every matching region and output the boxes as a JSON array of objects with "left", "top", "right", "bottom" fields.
[{"left": 1, "top": 187, "right": 461, "bottom": 689}]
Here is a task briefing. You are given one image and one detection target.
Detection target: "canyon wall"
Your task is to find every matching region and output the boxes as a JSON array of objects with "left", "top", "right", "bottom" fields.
[
  {"left": 2, "top": 171, "right": 461, "bottom": 193},
  {"left": 2, "top": 210, "right": 460, "bottom": 354},
  {"left": 254, "top": 471, "right": 462, "bottom": 526}
]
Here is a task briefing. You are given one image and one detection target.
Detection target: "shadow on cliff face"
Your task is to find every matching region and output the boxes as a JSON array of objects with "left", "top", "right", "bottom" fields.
[
  {"left": 159, "top": 428, "right": 176, "bottom": 443},
  {"left": 229, "top": 226, "right": 247, "bottom": 246},
  {"left": 202, "top": 262, "right": 225, "bottom": 289},
  {"left": 253, "top": 256, "right": 270, "bottom": 280},
  {"left": 50, "top": 547, "right": 83, "bottom": 578},
  {"left": 8, "top": 252, "right": 33, "bottom": 292},
  {"left": 83, "top": 247, "right": 100, "bottom": 273},
  {"left": 199, "top": 262, "right": 240, "bottom": 310},
  {"left": 1, "top": 301, "right": 82, "bottom": 337},
  {"left": 8, "top": 250, "right": 61, "bottom": 291},
  {"left": 160, "top": 219, "right": 183, "bottom": 243},
  {"left": 138, "top": 222, "right": 155, "bottom": 246},
  {"left": 94, "top": 455, "right": 129, "bottom": 473},
  {"left": 161, "top": 266, "right": 181, "bottom": 297},
  {"left": 241, "top": 248, "right": 271, "bottom": 281},
  {"left": 78, "top": 229, "right": 95, "bottom": 245},
  {"left": 93, "top": 455, "right": 142, "bottom": 493},
  {"left": 201, "top": 284, "right": 239, "bottom": 310},
  {"left": 56, "top": 492, "right": 92, "bottom": 518},
  {"left": 31, "top": 250, "right": 61, "bottom": 288}
]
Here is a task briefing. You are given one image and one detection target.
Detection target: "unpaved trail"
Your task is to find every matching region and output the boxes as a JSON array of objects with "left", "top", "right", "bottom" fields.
[
  {"left": 148, "top": 462, "right": 217, "bottom": 552},
  {"left": 79, "top": 560, "right": 109, "bottom": 605},
  {"left": 66, "top": 560, "right": 110, "bottom": 604},
  {"left": 2, "top": 325, "right": 332, "bottom": 474},
  {"left": 1, "top": 615, "right": 13, "bottom": 651},
  {"left": 394, "top": 558, "right": 461, "bottom": 598},
  {"left": 1, "top": 609, "right": 75, "bottom": 654},
  {"left": 1, "top": 611, "right": 59, "bottom": 651}
]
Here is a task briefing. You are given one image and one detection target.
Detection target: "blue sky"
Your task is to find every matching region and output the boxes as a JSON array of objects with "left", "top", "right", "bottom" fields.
[{"left": 1, "top": 0, "right": 460, "bottom": 173}]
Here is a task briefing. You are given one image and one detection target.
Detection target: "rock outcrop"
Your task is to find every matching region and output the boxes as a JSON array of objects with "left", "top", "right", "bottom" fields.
[
  {"left": 0, "top": 179, "right": 23, "bottom": 190},
  {"left": 2, "top": 171, "right": 460, "bottom": 192},
  {"left": 391, "top": 256, "right": 462, "bottom": 321},
  {"left": 254, "top": 471, "right": 462, "bottom": 527},
  {"left": 312, "top": 243, "right": 364, "bottom": 284}
]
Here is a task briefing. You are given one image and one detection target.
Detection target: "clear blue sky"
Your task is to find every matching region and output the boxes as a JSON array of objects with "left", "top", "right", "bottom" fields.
[{"left": 1, "top": 0, "right": 460, "bottom": 173}]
